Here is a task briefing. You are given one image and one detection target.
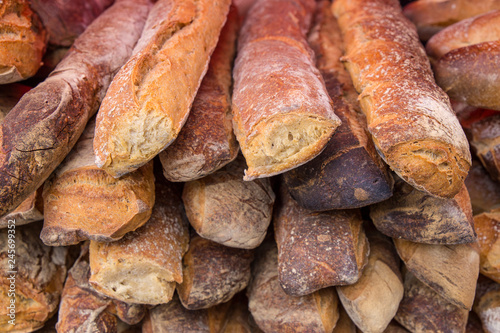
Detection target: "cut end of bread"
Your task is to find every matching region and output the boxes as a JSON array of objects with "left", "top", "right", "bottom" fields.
[
  {"left": 386, "top": 139, "right": 471, "bottom": 198},
  {"left": 242, "top": 115, "right": 339, "bottom": 180}
]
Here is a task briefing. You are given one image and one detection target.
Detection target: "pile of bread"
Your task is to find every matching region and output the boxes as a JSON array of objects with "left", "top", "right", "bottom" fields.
[{"left": 1, "top": 0, "right": 500, "bottom": 331}]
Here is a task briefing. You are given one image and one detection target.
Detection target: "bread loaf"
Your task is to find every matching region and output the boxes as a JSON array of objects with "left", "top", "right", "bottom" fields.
[
  {"left": 473, "top": 274, "right": 500, "bottom": 333},
  {"left": 177, "top": 235, "right": 253, "bottom": 310},
  {"left": 182, "top": 155, "right": 275, "bottom": 249},
  {"left": 395, "top": 269, "right": 469, "bottom": 333},
  {"left": 337, "top": 228, "right": 403, "bottom": 333},
  {"left": 0, "top": 0, "right": 47, "bottom": 84},
  {"left": 465, "top": 160, "right": 500, "bottom": 215},
  {"left": 275, "top": 184, "right": 369, "bottom": 296},
  {"left": 332, "top": 0, "right": 471, "bottom": 198},
  {"left": 41, "top": 117, "right": 155, "bottom": 246},
  {"left": 89, "top": 178, "right": 189, "bottom": 305},
  {"left": 283, "top": 0, "right": 393, "bottom": 211},
  {"left": 0, "top": 0, "right": 151, "bottom": 217},
  {"left": 474, "top": 209, "right": 500, "bottom": 283},
  {"left": 394, "top": 238, "right": 480, "bottom": 310},
  {"left": 248, "top": 241, "right": 339, "bottom": 333},
  {"left": 30, "top": 0, "right": 113, "bottom": 46},
  {"left": 370, "top": 175, "right": 476, "bottom": 244},
  {"left": 94, "top": 0, "right": 232, "bottom": 177},
  {"left": 403, "top": 0, "right": 500, "bottom": 41},
  {"left": 0, "top": 188, "right": 43, "bottom": 229},
  {"left": 160, "top": 5, "right": 240, "bottom": 182},
  {"left": 0, "top": 223, "right": 68, "bottom": 332},
  {"left": 231, "top": 0, "right": 341, "bottom": 180}
]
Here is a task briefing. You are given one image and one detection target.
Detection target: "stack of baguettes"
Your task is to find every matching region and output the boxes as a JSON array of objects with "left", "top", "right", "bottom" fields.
[{"left": 1, "top": 0, "right": 500, "bottom": 331}]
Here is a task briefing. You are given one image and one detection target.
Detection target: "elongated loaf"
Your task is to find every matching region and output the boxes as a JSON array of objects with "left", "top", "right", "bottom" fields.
[
  {"left": 332, "top": 0, "right": 471, "bottom": 198},
  {"left": 160, "top": 5, "right": 240, "bottom": 182},
  {"left": 232, "top": 0, "right": 341, "bottom": 180},
  {"left": 284, "top": 0, "right": 393, "bottom": 210},
  {"left": 94, "top": 0, "right": 232, "bottom": 177},
  {"left": 0, "top": 0, "right": 151, "bottom": 217},
  {"left": 41, "top": 118, "right": 155, "bottom": 246}
]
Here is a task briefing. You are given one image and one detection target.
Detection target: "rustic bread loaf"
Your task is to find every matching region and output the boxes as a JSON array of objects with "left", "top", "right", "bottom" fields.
[
  {"left": 0, "top": 0, "right": 151, "bottom": 217},
  {"left": 41, "top": 118, "right": 155, "bottom": 246},
  {"left": 465, "top": 160, "right": 500, "bottom": 215},
  {"left": 474, "top": 209, "right": 500, "bottom": 283},
  {"left": 370, "top": 174, "right": 476, "bottom": 244},
  {"left": 0, "top": 0, "right": 47, "bottom": 84},
  {"left": 283, "top": 0, "right": 393, "bottom": 211},
  {"left": 182, "top": 154, "right": 275, "bottom": 249},
  {"left": 231, "top": 0, "right": 341, "bottom": 180},
  {"left": 89, "top": 178, "right": 189, "bottom": 305},
  {"left": 332, "top": 0, "right": 471, "bottom": 198},
  {"left": 275, "top": 184, "right": 369, "bottom": 296},
  {"left": 160, "top": 5, "right": 240, "bottom": 182},
  {"left": 94, "top": 0, "right": 232, "bottom": 177},
  {"left": 403, "top": 0, "right": 500, "bottom": 41}
]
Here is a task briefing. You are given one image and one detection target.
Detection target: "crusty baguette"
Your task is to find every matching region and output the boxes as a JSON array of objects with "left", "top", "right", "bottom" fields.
[
  {"left": 474, "top": 209, "right": 500, "bottom": 283},
  {"left": 332, "top": 0, "right": 471, "bottom": 199},
  {"left": 465, "top": 160, "right": 500, "bottom": 215},
  {"left": 182, "top": 154, "right": 275, "bottom": 249},
  {"left": 0, "top": 223, "right": 68, "bottom": 332},
  {"left": 94, "top": 0, "right": 232, "bottom": 177},
  {"left": 283, "top": 0, "right": 393, "bottom": 211},
  {"left": 231, "top": 0, "right": 341, "bottom": 180},
  {"left": 395, "top": 269, "right": 469, "bottom": 333},
  {"left": 177, "top": 235, "right": 253, "bottom": 310},
  {"left": 30, "top": 0, "right": 113, "bottom": 46},
  {"left": 248, "top": 241, "right": 339, "bottom": 333},
  {"left": 0, "top": 0, "right": 151, "bottom": 217},
  {"left": 275, "top": 184, "right": 369, "bottom": 296},
  {"left": 403, "top": 0, "right": 500, "bottom": 41},
  {"left": 337, "top": 228, "right": 403, "bottom": 333},
  {"left": 370, "top": 174, "right": 476, "bottom": 244},
  {"left": 89, "top": 178, "right": 189, "bottom": 305},
  {"left": 159, "top": 5, "right": 240, "bottom": 182},
  {"left": 0, "top": 0, "right": 47, "bottom": 84},
  {"left": 394, "top": 238, "right": 480, "bottom": 310},
  {"left": 473, "top": 274, "right": 500, "bottom": 333},
  {"left": 41, "top": 117, "right": 155, "bottom": 246}
]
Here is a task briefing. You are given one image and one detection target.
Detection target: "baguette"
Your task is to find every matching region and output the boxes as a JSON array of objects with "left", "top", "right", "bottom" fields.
[
  {"left": 370, "top": 175, "right": 476, "bottom": 244},
  {"left": 275, "top": 184, "right": 369, "bottom": 296},
  {"left": 89, "top": 178, "right": 189, "bottom": 305},
  {"left": 474, "top": 209, "right": 500, "bottom": 283},
  {"left": 41, "top": 118, "right": 155, "bottom": 246},
  {"left": 94, "top": 0, "right": 232, "bottom": 177},
  {"left": 465, "top": 160, "right": 500, "bottom": 215},
  {"left": 0, "top": 0, "right": 47, "bottom": 84},
  {"left": 0, "top": 0, "right": 151, "bottom": 217},
  {"left": 283, "top": 0, "right": 393, "bottom": 211},
  {"left": 182, "top": 155, "right": 275, "bottom": 249},
  {"left": 159, "top": 5, "right": 240, "bottom": 182},
  {"left": 231, "top": 0, "right": 341, "bottom": 180},
  {"left": 332, "top": 0, "right": 471, "bottom": 198},
  {"left": 177, "top": 235, "right": 253, "bottom": 310}
]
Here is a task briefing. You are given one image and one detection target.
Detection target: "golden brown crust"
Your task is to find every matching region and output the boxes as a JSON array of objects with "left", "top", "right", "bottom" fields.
[
  {"left": 332, "top": 0, "right": 471, "bottom": 199},
  {"left": 370, "top": 175, "right": 476, "bottom": 244},
  {"left": 474, "top": 209, "right": 500, "bottom": 283},
  {"left": 94, "top": 0, "right": 232, "bottom": 177},
  {"left": 89, "top": 178, "right": 189, "bottom": 305},
  {"left": 160, "top": 6, "right": 240, "bottom": 182},
  {"left": 0, "top": 0, "right": 151, "bottom": 217},
  {"left": 232, "top": 0, "right": 340, "bottom": 180},
  {"left": 274, "top": 184, "right": 369, "bottom": 296},
  {"left": 0, "top": 188, "right": 43, "bottom": 229}
]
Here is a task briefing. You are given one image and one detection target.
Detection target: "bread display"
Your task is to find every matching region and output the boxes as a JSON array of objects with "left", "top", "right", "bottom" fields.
[
  {"left": 0, "top": 0, "right": 47, "bottom": 84},
  {"left": 89, "top": 178, "right": 189, "bottom": 305},
  {"left": 93, "top": 0, "right": 232, "bottom": 178},
  {"left": 182, "top": 155, "right": 275, "bottom": 249},
  {"left": 474, "top": 209, "right": 500, "bottom": 283},
  {"left": 0, "top": 223, "right": 68, "bottom": 332},
  {"left": 0, "top": 0, "right": 151, "bottom": 217},
  {"left": 332, "top": 0, "right": 471, "bottom": 199},
  {"left": 160, "top": 5, "right": 240, "bottom": 182},
  {"left": 274, "top": 184, "right": 369, "bottom": 296},
  {"left": 283, "top": 0, "right": 393, "bottom": 211},
  {"left": 426, "top": 10, "right": 500, "bottom": 111},
  {"left": 370, "top": 175, "right": 476, "bottom": 244},
  {"left": 231, "top": 0, "right": 341, "bottom": 180}
]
